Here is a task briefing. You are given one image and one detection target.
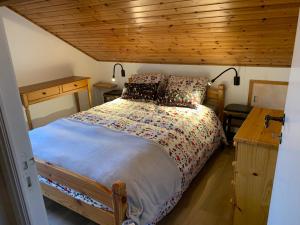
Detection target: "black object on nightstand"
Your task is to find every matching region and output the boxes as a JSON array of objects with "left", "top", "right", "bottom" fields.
[
  {"left": 223, "top": 104, "right": 252, "bottom": 141},
  {"left": 103, "top": 89, "right": 123, "bottom": 103}
]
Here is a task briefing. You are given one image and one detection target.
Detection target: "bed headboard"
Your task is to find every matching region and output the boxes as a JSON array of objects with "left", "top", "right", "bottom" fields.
[{"left": 205, "top": 84, "right": 225, "bottom": 122}]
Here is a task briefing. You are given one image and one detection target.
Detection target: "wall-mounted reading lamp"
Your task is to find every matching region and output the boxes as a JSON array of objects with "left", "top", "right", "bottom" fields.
[
  {"left": 208, "top": 67, "right": 240, "bottom": 86},
  {"left": 112, "top": 63, "right": 126, "bottom": 82}
]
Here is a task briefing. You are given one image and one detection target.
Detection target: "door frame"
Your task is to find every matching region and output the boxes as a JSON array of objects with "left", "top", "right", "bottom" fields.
[
  {"left": 0, "top": 103, "right": 31, "bottom": 225},
  {"left": 0, "top": 10, "right": 48, "bottom": 225}
]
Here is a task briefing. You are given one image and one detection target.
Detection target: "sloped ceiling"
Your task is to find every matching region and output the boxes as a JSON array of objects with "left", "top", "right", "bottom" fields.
[{"left": 2, "top": 0, "right": 300, "bottom": 67}]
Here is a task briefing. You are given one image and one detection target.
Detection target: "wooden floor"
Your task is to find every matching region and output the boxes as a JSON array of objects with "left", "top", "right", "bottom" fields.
[{"left": 45, "top": 146, "right": 234, "bottom": 225}]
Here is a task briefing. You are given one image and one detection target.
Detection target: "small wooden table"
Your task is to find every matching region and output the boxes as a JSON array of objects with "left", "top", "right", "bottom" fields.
[{"left": 19, "top": 76, "right": 92, "bottom": 129}]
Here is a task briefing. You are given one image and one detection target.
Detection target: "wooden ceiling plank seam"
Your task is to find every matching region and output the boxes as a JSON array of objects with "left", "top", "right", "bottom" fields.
[
  {"left": 57, "top": 31, "right": 296, "bottom": 39},
  {"left": 22, "top": 8, "right": 298, "bottom": 28},
  {"left": 41, "top": 16, "right": 297, "bottom": 32},
  {"left": 94, "top": 58, "right": 291, "bottom": 67},
  {"left": 52, "top": 24, "right": 296, "bottom": 36},
  {"left": 10, "top": 0, "right": 248, "bottom": 15},
  {"left": 24, "top": 7, "right": 299, "bottom": 27},
  {"left": 119, "top": 0, "right": 300, "bottom": 14},
  {"left": 14, "top": 0, "right": 300, "bottom": 19},
  {"left": 91, "top": 1, "right": 300, "bottom": 20},
  {"left": 16, "top": 0, "right": 277, "bottom": 19},
  {"left": 71, "top": 14, "right": 297, "bottom": 29},
  {"left": 18, "top": 3, "right": 300, "bottom": 23}
]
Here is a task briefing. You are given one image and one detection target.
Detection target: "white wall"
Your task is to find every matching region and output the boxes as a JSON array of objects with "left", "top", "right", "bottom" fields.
[
  {"left": 97, "top": 62, "right": 290, "bottom": 105},
  {"left": 0, "top": 7, "right": 291, "bottom": 128},
  {"left": 0, "top": 7, "right": 99, "bottom": 128}
]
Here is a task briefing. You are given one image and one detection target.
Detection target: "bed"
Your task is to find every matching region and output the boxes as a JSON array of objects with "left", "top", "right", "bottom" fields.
[{"left": 29, "top": 82, "right": 225, "bottom": 225}]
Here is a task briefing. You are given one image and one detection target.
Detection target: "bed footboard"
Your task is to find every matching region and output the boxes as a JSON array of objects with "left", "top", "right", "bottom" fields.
[{"left": 36, "top": 160, "right": 127, "bottom": 225}]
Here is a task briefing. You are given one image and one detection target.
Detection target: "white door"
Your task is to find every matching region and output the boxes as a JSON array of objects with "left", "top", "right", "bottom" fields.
[
  {"left": 267, "top": 13, "right": 300, "bottom": 225},
  {"left": 0, "top": 11, "right": 48, "bottom": 225}
]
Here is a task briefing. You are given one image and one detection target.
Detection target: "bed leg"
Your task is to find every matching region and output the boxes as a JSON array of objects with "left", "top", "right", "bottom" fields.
[
  {"left": 217, "top": 84, "right": 225, "bottom": 123},
  {"left": 112, "top": 181, "right": 127, "bottom": 225}
]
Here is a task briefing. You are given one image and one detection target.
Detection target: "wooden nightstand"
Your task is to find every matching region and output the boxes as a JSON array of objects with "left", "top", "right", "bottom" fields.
[
  {"left": 233, "top": 107, "right": 284, "bottom": 225},
  {"left": 93, "top": 82, "right": 118, "bottom": 105},
  {"left": 103, "top": 90, "right": 123, "bottom": 103},
  {"left": 223, "top": 104, "right": 252, "bottom": 141},
  {"left": 93, "top": 82, "right": 117, "bottom": 90}
]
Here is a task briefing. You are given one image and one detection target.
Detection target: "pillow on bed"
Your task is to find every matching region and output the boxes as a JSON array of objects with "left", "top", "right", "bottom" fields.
[
  {"left": 129, "top": 73, "right": 165, "bottom": 83},
  {"left": 159, "top": 75, "right": 209, "bottom": 108},
  {"left": 121, "top": 83, "right": 159, "bottom": 101}
]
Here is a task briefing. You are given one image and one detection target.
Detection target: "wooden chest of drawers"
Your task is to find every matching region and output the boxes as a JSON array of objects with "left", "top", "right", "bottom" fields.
[
  {"left": 233, "top": 107, "right": 284, "bottom": 225},
  {"left": 19, "top": 76, "right": 92, "bottom": 129}
]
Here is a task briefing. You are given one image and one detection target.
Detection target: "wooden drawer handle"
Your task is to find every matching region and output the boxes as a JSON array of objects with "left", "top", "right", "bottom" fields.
[
  {"left": 42, "top": 92, "right": 47, "bottom": 95},
  {"left": 74, "top": 84, "right": 78, "bottom": 87}
]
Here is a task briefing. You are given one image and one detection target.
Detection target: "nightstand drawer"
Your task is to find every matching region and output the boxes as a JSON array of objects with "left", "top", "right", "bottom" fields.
[
  {"left": 62, "top": 80, "right": 87, "bottom": 92},
  {"left": 27, "top": 86, "right": 60, "bottom": 102}
]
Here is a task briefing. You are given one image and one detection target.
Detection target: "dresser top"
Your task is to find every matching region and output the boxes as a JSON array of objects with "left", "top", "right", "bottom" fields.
[
  {"left": 234, "top": 107, "right": 284, "bottom": 147},
  {"left": 19, "top": 76, "right": 90, "bottom": 94}
]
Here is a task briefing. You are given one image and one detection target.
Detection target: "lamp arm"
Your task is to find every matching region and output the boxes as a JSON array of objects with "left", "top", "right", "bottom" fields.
[
  {"left": 113, "top": 63, "right": 124, "bottom": 77},
  {"left": 211, "top": 67, "right": 238, "bottom": 83},
  {"left": 208, "top": 67, "right": 240, "bottom": 86}
]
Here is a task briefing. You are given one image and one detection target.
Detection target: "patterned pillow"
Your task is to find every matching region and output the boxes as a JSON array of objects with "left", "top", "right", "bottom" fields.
[
  {"left": 129, "top": 73, "right": 165, "bottom": 84},
  {"left": 160, "top": 75, "right": 209, "bottom": 108},
  {"left": 156, "top": 76, "right": 169, "bottom": 102},
  {"left": 121, "top": 83, "right": 159, "bottom": 101}
]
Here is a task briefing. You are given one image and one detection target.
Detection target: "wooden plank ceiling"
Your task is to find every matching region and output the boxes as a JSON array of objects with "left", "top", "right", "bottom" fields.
[{"left": 2, "top": 0, "right": 300, "bottom": 66}]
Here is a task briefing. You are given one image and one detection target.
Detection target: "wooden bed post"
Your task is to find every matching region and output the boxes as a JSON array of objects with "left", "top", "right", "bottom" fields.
[
  {"left": 206, "top": 83, "right": 225, "bottom": 123},
  {"left": 112, "top": 181, "right": 127, "bottom": 225},
  {"left": 217, "top": 84, "right": 225, "bottom": 123}
]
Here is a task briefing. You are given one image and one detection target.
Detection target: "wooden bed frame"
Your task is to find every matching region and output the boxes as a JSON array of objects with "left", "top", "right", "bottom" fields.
[{"left": 35, "top": 84, "right": 225, "bottom": 225}]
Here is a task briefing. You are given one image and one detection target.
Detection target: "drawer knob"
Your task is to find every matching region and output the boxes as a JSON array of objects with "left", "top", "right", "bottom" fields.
[
  {"left": 74, "top": 84, "right": 78, "bottom": 87},
  {"left": 42, "top": 92, "right": 47, "bottom": 95}
]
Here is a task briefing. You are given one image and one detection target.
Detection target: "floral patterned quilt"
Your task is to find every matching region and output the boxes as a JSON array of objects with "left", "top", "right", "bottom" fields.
[
  {"left": 37, "top": 98, "right": 225, "bottom": 224},
  {"left": 70, "top": 99, "right": 225, "bottom": 191}
]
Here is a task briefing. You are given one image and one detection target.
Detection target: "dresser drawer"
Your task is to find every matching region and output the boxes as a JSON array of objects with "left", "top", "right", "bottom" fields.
[
  {"left": 233, "top": 172, "right": 272, "bottom": 225},
  {"left": 27, "top": 86, "right": 60, "bottom": 102},
  {"left": 62, "top": 80, "right": 87, "bottom": 92},
  {"left": 235, "top": 142, "right": 278, "bottom": 175}
]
